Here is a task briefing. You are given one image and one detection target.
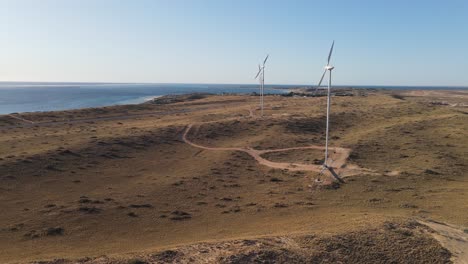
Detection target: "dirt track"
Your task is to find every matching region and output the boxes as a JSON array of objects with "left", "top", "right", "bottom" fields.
[
  {"left": 420, "top": 220, "right": 468, "bottom": 264},
  {"left": 183, "top": 123, "right": 367, "bottom": 177}
]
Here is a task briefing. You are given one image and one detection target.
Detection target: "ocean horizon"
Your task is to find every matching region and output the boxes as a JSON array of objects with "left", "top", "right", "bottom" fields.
[{"left": 0, "top": 82, "right": 466, "bottom": 114}]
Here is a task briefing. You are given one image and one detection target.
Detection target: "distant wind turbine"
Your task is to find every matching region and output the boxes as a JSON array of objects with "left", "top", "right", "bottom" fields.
[
  {"left": 254, "top": 54, "right": 269, "bottom": 117},
  {"left": 316, "top": 41, "right": 335, "bottom": 169}
]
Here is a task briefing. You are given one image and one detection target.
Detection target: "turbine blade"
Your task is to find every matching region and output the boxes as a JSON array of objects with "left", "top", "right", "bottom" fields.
[
  {"left": 317, "top": 69, "right": 327, "bottom": 88},
  {"left": 327, "top": 41, "right": 334, "bottom": 65},
  {"left": 263, "top": 54, "right": 269, "bottom": 65},
  {"left": 254, "top": 64, "right": 262, "bottom": 79},
  {"left": 255, "top": 71, "right": 261, "bottom": 79},
  {"left": 313, "top": 69, "right": 328, "bottom": 94}
]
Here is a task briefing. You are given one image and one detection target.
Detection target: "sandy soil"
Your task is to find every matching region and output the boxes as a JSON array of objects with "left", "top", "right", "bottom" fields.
[
  {"left": 31, "top": 220, "right": 453, "bottom": 264},
  {"left": 421, "top": 220, "right": 468, "bottom": 264}
]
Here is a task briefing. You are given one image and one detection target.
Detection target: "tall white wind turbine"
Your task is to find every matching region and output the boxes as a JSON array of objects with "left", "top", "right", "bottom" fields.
[
  {"left": 254, "top": 54, "right": 269, "bottom": 117},
  {"left": 316, "top": 41, "right": 335, "bottom": 169}
]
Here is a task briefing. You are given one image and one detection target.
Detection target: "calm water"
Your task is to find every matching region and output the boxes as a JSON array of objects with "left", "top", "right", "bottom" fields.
[
  {"left": 0, "top": 82, "right": 466, "bottom": 114},
  {"left": 0, "top": 83, "right": 292, "bottom": 114}
]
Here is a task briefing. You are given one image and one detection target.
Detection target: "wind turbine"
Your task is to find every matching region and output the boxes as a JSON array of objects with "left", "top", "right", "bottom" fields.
[
  {"left": 316, "top": 41, "right": 335, "bottom": 169},
  {"left": 254, "top": 54, "right": 269, "bottom": 117}
]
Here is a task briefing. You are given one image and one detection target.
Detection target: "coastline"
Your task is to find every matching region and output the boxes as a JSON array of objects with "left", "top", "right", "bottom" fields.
[
  {"left": 113, "top": 95, "right": 162, "bottom": 106},
  {"left": 0, "top": 85, "right": 466, "bottom": 115},
  {"left": 0, "top": 83, "right": 289, "bottom": 115}
]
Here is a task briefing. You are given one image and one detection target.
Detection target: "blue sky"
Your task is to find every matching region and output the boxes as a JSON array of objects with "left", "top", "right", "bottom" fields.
[{"left": 0, "top": 0, "right": 467, "bottom": 86}]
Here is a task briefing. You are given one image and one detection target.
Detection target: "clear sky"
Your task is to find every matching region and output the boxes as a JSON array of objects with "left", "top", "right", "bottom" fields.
[{"left": 0, "top": 0, "right": 467, "bottom": 86}]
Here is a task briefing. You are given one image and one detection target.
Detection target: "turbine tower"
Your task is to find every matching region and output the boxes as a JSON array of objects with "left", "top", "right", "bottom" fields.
[
  {"left": 254, "top": 54, "right": 269, "bottom": 117},
  {"left": 316, "top": 41, "right": 335, "bottom": 168}
]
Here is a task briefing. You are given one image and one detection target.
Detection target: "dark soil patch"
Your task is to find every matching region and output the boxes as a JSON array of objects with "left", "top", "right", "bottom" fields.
[{"left": 169, "top": 210, "right": 192, "bottom": 221}]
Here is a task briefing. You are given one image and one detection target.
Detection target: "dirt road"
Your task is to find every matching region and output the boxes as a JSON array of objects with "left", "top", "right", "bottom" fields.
[{"left": 183, "top": 123, "right": 366, "bottom": 176}]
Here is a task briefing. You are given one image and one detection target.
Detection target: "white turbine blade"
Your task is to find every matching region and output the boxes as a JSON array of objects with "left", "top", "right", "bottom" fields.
[
  {"left": 254, "top": 65, "right": 262, "bottom": 79},
  {"left": 263, "top": 54, "right": 269, "bottom": 65},
  {"left": 313, "top": 69, "right": 328, "bottom": 94},
  {"left": 317, "top": 68, "right": 327, "bottom": 88},
  {"left": 327, "top": 41, "right": 334, "bottom": 65},
  {"left": 255, "top": 70, "right": 261, "bottom": 79}
]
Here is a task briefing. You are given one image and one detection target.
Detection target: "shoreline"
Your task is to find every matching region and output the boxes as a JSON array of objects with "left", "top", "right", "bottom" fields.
[
  {"left": 0, "top": 91, "right": 279, "bottom": 116},
  {"left": 1, "top": 88, "right": 466, "bottom": 116},
  {"left": 0, "top": 95, "right": 163, "bottom": 116}
]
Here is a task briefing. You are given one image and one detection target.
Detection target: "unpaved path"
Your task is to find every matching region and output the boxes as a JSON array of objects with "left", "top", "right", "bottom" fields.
[
  {"left": 7, "top": 114, "right": 35, "bottom": 124},
  {"left": 420, "top": 220, "right": 468, "bottom": 264},
  {"left": 183, "top": 124, "right": 367, "bottom": 176}
]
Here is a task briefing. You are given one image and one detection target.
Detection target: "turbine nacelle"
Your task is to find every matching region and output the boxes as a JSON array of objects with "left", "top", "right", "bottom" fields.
[{"left": 316, "top": 41, "right": 335, "bottom": 89}]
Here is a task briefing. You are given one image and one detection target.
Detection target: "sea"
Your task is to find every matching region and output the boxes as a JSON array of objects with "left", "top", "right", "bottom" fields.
[{"left": 0, "top": 82, "right": 466, "bottom": 115}]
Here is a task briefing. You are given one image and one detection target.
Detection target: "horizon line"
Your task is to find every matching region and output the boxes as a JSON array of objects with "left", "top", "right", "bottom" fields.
[{"left": 0, "top": 81, "right": 467, "bottom": 88}]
